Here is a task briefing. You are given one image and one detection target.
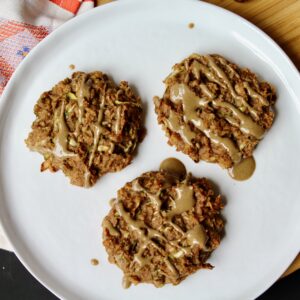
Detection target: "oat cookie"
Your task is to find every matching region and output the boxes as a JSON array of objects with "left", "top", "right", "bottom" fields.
[
  {"left": 102, "top": 158, "right": 224, "bottom": 287},
  {"left": 154, "top": 54, "right": 276, "bottom": 179},
  {"left": 26, "top": 71, "right": 143, "bottom": 187}
]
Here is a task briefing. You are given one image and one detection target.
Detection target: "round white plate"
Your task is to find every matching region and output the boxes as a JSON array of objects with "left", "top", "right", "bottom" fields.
[{"left": 0, "top": 0, "right": 300, "bottom": 299}]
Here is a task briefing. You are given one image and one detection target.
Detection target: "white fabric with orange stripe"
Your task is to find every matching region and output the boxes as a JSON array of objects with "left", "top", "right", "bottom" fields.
[{"left": 0, "top": 0, "right": 94, "bottom": 28}]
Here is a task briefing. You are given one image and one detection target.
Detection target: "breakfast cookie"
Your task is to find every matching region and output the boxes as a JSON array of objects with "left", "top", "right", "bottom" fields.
[
  {"left": 25, "top": 71, "right": 143, "bottom": 187},
  {"left": 102, "top": 158, "right": 225, "bottom": 288},
  {"left": 154, "top": 54, "right": 276, "bottom": 180}
]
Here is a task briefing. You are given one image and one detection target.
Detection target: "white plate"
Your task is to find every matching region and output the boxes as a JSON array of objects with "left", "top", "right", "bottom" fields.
[{"left": 0, "top": 0, "right": 300, "bottom": 299}]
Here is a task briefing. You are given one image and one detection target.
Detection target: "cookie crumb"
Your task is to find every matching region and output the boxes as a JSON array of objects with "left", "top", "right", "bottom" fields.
[
  {"left": 91, "top": 258, "right": 99, "bottom": 266},
  {"left": 188, "top": 22, "right": 195, "bottom": 29},
  {"left": 69, "top": 64, "right": 75, "bottom": 70}
]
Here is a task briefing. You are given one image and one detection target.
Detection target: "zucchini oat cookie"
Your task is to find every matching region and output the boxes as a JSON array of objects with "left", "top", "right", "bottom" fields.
[
  {"left": 25, "top": 71, "right": 143, "bottom": 187},
  {"left": 102, "top": 158, "right": 224, "bottom": 288},
  {"left": 154, "top": 54, "right": 276, "bottom": 180}
]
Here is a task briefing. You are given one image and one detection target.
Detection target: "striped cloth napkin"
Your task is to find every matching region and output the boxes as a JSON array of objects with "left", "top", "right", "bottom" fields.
[{"left": 0, "top": 0, "right": 113, "bottom": 251}]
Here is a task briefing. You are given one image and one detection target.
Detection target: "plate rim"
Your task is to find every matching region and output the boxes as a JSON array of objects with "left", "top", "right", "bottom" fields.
[{"left": 0, "top": 0, "right": 299, "bottom": 299}]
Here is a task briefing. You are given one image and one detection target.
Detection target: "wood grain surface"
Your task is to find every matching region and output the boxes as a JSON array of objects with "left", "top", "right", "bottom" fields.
[{"left": 96, "top": 0, "right": 300, "bottom": 277}]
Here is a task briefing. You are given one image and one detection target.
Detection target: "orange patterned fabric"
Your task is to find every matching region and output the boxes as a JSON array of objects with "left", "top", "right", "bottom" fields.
[
  {"left": 50, "top": 0, "right": 82, "bottom": 14},
  {"left": 0, "top": 0, "right": 95, "bottom": 96},
  {"left": 50, "top": 0, "right": 94, "bottom": 13},
  {"left": 0, "top": 18, "right": 52, "bottom": 94}
]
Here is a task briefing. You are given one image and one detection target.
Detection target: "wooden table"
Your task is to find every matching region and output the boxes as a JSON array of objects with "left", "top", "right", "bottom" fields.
[{"left": 97, "top": 0, "right": 300, "bottom": 277}]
